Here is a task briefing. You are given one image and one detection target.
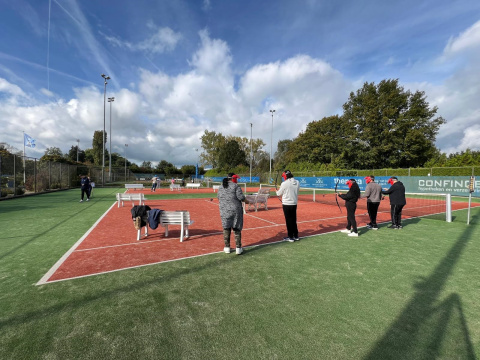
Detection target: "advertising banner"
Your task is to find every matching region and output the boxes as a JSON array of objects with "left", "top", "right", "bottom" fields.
[
  {"left": 289, "top": 176, "right": 479, "bottom": 197},
  {"left": 209, "top": 176, "right": 260, "bottom": 183}
]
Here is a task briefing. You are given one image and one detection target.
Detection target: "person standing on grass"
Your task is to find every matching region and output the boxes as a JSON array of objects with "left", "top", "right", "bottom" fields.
[
  {"left": 382, "top": 176, "right": 406, "bottom": 229},
  {"left": 338, "top": 179, "right": 361, "bottom": 237},
  {"left": 363, "top": 176, "right": 382, "bottom": 230},
  {"left": 217, "top": 173, "right": 247, "bottom": 255},
  {"left": 276, "top": 170, "right": 300, "bottom": 242},
  {"left": 87, "top": 177, "right": 94, "bottom": 198},
  {"left": 79, "top": 175, "right": 90, "bottom": 202}
]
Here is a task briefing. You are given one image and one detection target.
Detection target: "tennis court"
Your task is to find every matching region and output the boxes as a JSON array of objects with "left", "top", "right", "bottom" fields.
[{"left": 37, "top": 189, "right": 478, "bottom": 284}]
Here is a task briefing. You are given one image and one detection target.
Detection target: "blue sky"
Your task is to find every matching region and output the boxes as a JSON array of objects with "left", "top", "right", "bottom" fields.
[{"left": 1, "top": 0, "right": 480, "bottom": 166}]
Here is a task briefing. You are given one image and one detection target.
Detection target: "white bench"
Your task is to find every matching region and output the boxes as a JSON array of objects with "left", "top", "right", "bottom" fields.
[
  {"left": 117, "top": 193, "right": 147, "bottom": 208},
  {"left": 138, "top": 210, "right": 194, "bottom": 242},
  {"left": 125, "top": 184, "right": 144, "bottom": 190},
  {"left": 186, "top": 183, "right": 201, "bottom": 189},
  {"left": 170, "top": 184, "right": 181, "bottom": 191},
  {"left": 213, "top": 185, "right": 220, "bottom": 192},
  {"left": 245, "top": 188, "right": 271, "bottom": 212}
]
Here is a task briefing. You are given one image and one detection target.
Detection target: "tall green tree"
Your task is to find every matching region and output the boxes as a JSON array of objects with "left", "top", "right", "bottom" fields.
[
  {"left": 342, "top": 79, "right": 445, "bottom": 169},
  {"left": 141, "top": 161, "right": 153, "bottom": 172},
  {"left": 92, "top": 130, "right": 107, "bottom": 166},
  {"left": 180, "top": 165, "right": 196, "bottom": 177},
  {"left": 67, "top": 145, "right": 85, "bottom": 163},
  {"left": 274, "top": 139, "right": 293, "bottom": 170},
  {"left": 218, "top": 139, "right": 247, "bottom": 171},
  {"left": 84, "top": 149, "right": 95, "bottom": 164},
  {"left": 284, "top": 115, "right": 349, "bottom": 165},
  {"left": 40, "top": 147, "right": 69, "bottom": 163},
  {"left": 155, "top": 160, "right": 176, "bottom": 175},
  {"left": 200, "top": 130, "right": 226, "bottom": 168}
]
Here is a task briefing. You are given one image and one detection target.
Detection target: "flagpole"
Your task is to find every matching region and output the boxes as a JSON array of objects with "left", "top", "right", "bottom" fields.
[{"left": 23, "top": 131, "right": 26, "bottom": 183}]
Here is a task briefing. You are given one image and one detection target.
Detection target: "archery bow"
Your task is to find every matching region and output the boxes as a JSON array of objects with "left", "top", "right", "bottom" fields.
[
  {"left": 335, "top": 178, "right": 342, "bottom": 213},
  {"left": 274, "top": 170, "right": 282, "bottom": 203}
]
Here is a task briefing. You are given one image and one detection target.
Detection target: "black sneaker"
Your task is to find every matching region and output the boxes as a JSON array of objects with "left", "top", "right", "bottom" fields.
[
  {"left": 283, "top": 237, "right": 295, "bottom": 242},
  {"left": 372, "top": 226, "right": 378, "bottom": 230},
  {"left": 366, "top": 224, "right": 373, "bottom": 229},
  {"left": 293, "top": 236, "right": 300, "bottom": 241},
  {"left": 397, "top": 225, "right": 403, "bottom": 229},
  {"left": 388, "top": 224, "right": 397, "bottom": 229}
]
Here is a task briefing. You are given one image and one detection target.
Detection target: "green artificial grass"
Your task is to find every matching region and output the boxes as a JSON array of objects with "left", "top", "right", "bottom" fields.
[{"left": 1, "top": 188, "right": 479, "bottom": 359}]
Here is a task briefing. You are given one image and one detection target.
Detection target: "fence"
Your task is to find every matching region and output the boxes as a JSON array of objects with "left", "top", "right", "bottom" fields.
[
  {"left": 254, "top": 166, "right": 480, "bottom": 183},
  {"left": 0, "top": 153, "right": 136, "bottom": 199}
]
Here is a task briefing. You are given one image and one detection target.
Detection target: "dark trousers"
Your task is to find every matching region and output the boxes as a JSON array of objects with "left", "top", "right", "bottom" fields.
[
  {"left": 282, "top": 204, "right": 298, "bottom": 238},
  {"left": 81, "top": 188, "right": 90, "bottom": 200},
  {"left": 345, "top": 201, "right": 357, "bottom": 233},
  {"left": 367, "top": 202, "right": 380, "bottom": 227},
  {"left": 390, "top": 204, "right": 405, "bottom": 226}
]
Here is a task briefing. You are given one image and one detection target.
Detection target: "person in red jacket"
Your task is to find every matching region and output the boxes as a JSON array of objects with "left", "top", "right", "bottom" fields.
[
  {"left": 381, "top": 176, "right": 406, "bottom": 229},
  {"left": 338, "top": 179, "right": 361, "bottom": 237}
]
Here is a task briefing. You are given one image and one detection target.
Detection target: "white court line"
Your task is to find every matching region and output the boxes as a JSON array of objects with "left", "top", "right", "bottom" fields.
[{"left": 36, "top": 202, "right": 118, "bottom": 286}]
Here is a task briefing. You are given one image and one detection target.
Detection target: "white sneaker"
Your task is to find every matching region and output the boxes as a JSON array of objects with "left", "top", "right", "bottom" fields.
[
  {"left": 236, "top": 247, "right": 243, "bottom": 255},
  {"left": 348, "top": 232, "right": 359, "bottom": 237},
  {"left": 86, "top": 198, "right": 89, "bottom": 201},
  {"left": 340, "top": 229, "right": 351, "bottom": 233},
  {"left": 223, "top": 247, "right": 231, "bottom": 254},
  {"left": 79, "top": 199, "right": 83, "bottom": 202}
]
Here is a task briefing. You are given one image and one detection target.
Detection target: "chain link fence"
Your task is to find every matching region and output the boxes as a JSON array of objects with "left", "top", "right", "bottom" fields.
[
  {"left": 0, "top": 153, "right": 136, "bottom": 199},
  {"left": 255, "top": 166, "right": 479, "bottom": 183}
]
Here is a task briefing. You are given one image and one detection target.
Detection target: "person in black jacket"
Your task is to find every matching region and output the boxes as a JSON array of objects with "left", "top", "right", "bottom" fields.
[
  {"left": 338, "top": 179, "right": 361, "bottom": 237},
  {"left": 79, "top": 175, "right": 90, "bottom": 202},
  {"left": 381, "top": 176, "right": 406, "bottom": 229}
]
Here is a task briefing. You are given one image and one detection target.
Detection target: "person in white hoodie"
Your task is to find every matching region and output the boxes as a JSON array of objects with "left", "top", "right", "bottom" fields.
[{"left": 276, "top": 170, "right": 300, "bottom": 242}]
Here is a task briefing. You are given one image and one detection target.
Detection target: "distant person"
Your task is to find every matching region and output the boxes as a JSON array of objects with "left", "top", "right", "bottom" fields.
[
  {"left": 151, "top": 175, "right": 158, "bottom": 192},
  {"left": 181, "top": 178, "right": 186, "bottom": 187},
  {"left": 362, "top": 176, "right": 382, "bottom": 230},
  {"left": 382, "top": 176, "right": 406, "bottom": 229},
  {"left": 79, "top": 175, "right": 90, "bottom": 202},
  {"left": 88, "top": 177, "right": 94, "bottom": 198},
  {"left": 217, "top": 173, "right": 246, "bottom": 255},
  {"left": 276, "top": 170, "right": 300, "bottom": 242},
  {"left": 338, "top": 179, "right": 361, "bottom": 236}
]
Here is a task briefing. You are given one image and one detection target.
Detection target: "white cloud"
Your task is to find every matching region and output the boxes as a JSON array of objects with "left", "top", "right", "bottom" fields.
[
  {"left": 443, "top": 20, "right": 480, "bottom": 56},
  {"left": 0, "top": 78, "right": 26, "bottom": 97},
  {"left": 104, "top": 27, "right": 182, "bottom": 54},
  {"left": 0, "top": 30, "right": 353, "bottom": 165}
]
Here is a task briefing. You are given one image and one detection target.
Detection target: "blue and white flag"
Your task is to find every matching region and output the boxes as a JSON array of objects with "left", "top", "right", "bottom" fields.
[{"left": 24, "top": 133, "right": 36, "bottom": 148}]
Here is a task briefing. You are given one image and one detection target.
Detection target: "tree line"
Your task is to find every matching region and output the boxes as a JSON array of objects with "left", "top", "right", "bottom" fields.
[{"left": 199, "top": 79, "right": 480, "bottom": 173}]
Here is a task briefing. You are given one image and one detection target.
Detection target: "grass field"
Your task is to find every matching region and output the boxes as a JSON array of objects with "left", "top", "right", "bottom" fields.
[{"left": 1, "top": 187, "right": 479, "bottom": 359}]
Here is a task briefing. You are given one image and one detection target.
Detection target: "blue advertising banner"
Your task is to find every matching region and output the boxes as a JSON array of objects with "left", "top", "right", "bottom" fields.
[
  {"left": 293, "top": 176, "right": 391, "bottom": 191},
  {"left": 290, "top": 176, "right": 478, "bottom": 197},
  {"left": 209, "top": 176, "right": 260, "bottom": 183}
]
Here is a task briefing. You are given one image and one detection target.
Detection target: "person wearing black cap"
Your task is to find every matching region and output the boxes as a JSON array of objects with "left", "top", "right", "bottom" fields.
[
  {"left": 363, "top": 176, "right": 382, "bottom": 230},
  {"left": 338, "top": 179, "right": 361, "bottom": 236},
  {"left": 276, "top": 170, "right": 300, "bottom": 242},
  {"left": 218, "top": 173, "right": 246, "bottom": 254},
  {"left": 382, "top": 176, "right": 406, "bottom": 229}
]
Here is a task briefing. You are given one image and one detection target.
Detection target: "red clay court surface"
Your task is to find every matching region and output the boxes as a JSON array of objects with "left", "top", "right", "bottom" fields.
[{"left": 37, "top": 189, "right": 479, "bottom": 284}]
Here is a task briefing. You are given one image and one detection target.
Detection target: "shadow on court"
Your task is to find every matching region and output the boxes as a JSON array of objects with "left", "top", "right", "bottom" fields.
[{"left": 364, "top": 214, "right": 478, "bottom": 359}]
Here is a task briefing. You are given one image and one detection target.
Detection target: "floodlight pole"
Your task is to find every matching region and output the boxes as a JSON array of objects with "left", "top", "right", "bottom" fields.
[
  {"left": 108, "top": 97, "right": 115, "bottom": 181},
  {"left": 101, "top": 73, "right": 110, "bottom": 186},
  {"left": 124, "top": 144, "right": 128, "bottom": 182},
  {"left": 250, "top": 123, "right": 253, "bottom": 183},
  {"left": 269, "top": 109, "right": 275, "bottom": 182},
  {"left": 76, "top": 139, "right": 79, "bottom": 162}
]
